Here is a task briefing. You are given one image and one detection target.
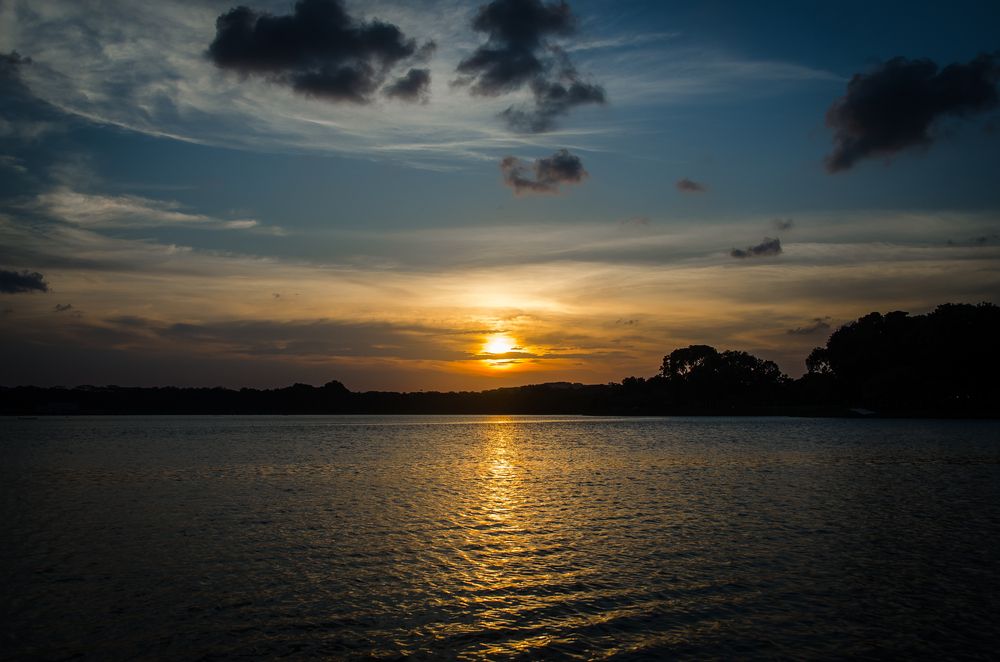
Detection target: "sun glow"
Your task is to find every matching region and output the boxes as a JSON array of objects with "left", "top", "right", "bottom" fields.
[
  {"left": 483, "top": 334, "right": 517, "bottom": 356},
  {"left": 480, "top": 334, "right": 521, "bottom": 370}
]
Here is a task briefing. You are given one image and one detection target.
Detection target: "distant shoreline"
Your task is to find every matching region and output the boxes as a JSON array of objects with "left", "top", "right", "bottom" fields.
[
  {"left": 5, "top": 304, "right": 998, "bottom": 419},
  {"left": 2, "top": 383, "right": 996, "bottom": 419}
]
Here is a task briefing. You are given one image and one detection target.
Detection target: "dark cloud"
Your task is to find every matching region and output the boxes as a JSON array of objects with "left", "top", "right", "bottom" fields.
[
  {"left": 384, "top": 68, "right": 431, "bottom": 102},
  {"left": 1, "top": 51, "right": 31, "bottom": 72},
  {"left": 499, "top": 57, "right": 606, "bottom": 131},
  {"left": 676, "top": 178, "right": 706, "bottom": 193},
  {"left": 825, "top": 53, "right": 1000, "bottom": 172},
  {"left": 456, "top": 0, "right": 574, "bottom": 94},
  {"left": 786, "top": 317, "right": 831, "bottom": 336},
  {"left": 730, "top": 237, "right": 782, "bottom": 259},
  {"left": 0, "top": 51, "right": 32, "bottom": 96},
  {"left": 455, "top": 0, "right": 605, "bottom": 132},
  {"left": 772, "top": 218, "right": 794, "bottom": 231},
  {"left": 207, "top": 0, "right": 431, "bottom": 104},
  {"left": 53, "top": 303, "right": 73, "bottom": 313},
  {"left": 0, "top": 269, "right": 48, "bottom": 294},
  {"left": 500, "top": 148, "right": 587, "bottom": 195},
  {"left": 412, "top": 41, "right": 438, "bottom": 64}
]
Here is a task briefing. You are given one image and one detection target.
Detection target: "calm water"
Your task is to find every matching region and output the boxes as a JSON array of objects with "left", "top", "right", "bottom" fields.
[{"left": 2, "top": 416, "right": 999, "bottom": 659}]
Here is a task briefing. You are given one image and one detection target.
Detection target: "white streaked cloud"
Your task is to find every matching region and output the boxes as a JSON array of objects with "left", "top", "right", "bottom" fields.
[
  {"left": 5, "top": 0, "right": 842, "bottom": 165},
  {"left": 28, "top": 187, "right": 283, "bottom": 234},
  {"left": 0, "top": 154, "right": 28, "bottom": 174},
  {"left": 562, "top": 32, "right": 683, "bottom": 53},
  {"left": 586, "top": 47, "right": 843, "bottom": 106}
]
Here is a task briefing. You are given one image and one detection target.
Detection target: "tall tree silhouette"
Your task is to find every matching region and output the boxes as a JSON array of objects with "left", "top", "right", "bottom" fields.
[
  {"left": 807, "top": 302, "right": 1000, "bottom": 411},
  {"left": 660, "top": 345, "right": 788, "bottom": 412}
]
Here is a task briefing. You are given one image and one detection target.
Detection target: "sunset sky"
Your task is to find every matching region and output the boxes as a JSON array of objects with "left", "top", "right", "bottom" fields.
[{"left": 1, "top": 0, "right": 999, "bottom": 391}]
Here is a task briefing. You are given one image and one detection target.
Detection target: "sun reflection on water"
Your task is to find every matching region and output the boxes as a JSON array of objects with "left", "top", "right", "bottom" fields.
[
  {"left": 481, "top": 421, "right": 520, "bottom": 524},
  {"left": 426, "top": 418, "right": 548, "bottom": 651}
]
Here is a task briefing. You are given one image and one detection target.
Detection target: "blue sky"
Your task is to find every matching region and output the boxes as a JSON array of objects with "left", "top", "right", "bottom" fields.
[{"left": 1, "top": 0, "right": 998, "bottom": 390}]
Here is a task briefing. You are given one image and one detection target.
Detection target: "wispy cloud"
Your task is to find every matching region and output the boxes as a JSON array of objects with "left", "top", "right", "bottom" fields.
[
  {"left": 584, "top": 47, "right": 844, "bottom": 113},
  {"left": 562, "top": 32, "right": 681, "bottom": 53},
  {"left": 28, "top": 188, "right": 282, "bottom": 234},
  {"left": 5, "top": 0, "right": 842, "bottom": 165},
  {"left": 0, "top": 155, "right": 27, "bottom": 174}
]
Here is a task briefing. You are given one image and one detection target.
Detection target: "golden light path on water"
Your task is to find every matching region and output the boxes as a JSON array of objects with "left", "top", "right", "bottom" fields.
[
  {"left": 420, "top": 418, "right": 653, "bottom": 657},
  {"left": 465, "top": 421, "right": 541, "bottom": 654},
  {"left": 8, "top": 416, "right": 1000, "bottom": 658}
]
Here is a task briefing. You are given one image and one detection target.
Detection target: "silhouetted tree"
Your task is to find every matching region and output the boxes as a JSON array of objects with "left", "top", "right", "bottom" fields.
[
  {"left": 805, "top": 347, "right": 832, "bottom": 374},
  {"left": 806, "top": 302, "right": 1000, "bottom": 412},
  {"left": 659, "top": 345, "right": 789, "bottom": 412},
  {"left": 660, "top": 344, "right": 718, "bottom": 379}
]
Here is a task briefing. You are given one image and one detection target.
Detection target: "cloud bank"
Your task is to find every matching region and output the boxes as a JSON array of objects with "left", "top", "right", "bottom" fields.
[
  {"left": 826, "top": 53, "right": 1000, "bottom": 172},
  {"left": 500, "top": 148, "right": 587, "bottom": 195}
]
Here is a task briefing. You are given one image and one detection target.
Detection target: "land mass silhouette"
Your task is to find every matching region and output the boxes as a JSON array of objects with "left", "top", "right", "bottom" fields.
[{"left": 3, "top": 303, "right": 998, "bottom": 417}]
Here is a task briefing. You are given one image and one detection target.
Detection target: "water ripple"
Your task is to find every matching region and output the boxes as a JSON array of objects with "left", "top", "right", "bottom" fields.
[{"left": 2, "top": 415, "right": 1000, "bottom": 659}]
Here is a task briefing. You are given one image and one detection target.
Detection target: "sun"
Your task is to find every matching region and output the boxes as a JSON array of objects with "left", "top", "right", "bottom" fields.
[{"left": 483, "top": 334, "right": 516, "bottom": 355}]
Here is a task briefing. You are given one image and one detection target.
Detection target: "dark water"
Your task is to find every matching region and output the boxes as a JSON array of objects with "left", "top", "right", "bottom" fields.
[{"left": 2, "top": 416, "right": 999, "bottom": 659}]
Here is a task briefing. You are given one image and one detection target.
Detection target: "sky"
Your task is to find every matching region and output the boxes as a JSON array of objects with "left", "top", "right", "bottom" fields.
[{"left": 1, "top": 0, "right": 999, "bottom": 391}]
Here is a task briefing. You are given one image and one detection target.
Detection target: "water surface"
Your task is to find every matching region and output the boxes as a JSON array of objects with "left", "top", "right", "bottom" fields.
[{"left": 2, "top": 416, "right": 999, "bottom": 658}]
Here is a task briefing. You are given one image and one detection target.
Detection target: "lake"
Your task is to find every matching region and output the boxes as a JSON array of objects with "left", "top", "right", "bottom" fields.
[{"left": 2, "top": 415, "right": 999, "bottom": 659}]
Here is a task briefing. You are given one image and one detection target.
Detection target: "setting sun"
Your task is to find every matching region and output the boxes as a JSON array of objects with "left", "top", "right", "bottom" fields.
[{"left": 483, "top": 334, "right": 517, "bottom": 355}]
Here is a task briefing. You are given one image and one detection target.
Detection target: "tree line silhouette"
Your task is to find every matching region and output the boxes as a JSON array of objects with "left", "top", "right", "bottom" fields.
[{"left": 3, "top": 303, "right": 997, "bottom": 417}]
